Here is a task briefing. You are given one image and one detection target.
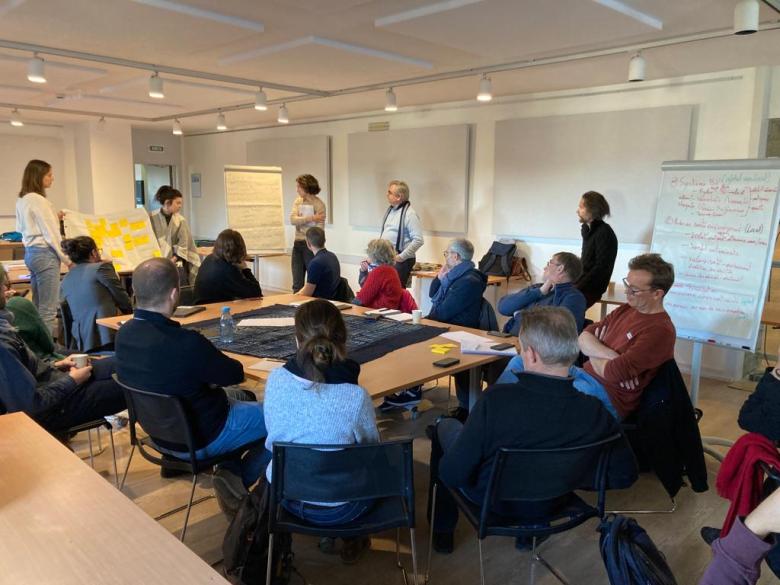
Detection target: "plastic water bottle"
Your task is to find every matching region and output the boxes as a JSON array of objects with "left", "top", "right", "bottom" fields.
[{"left": 219, "top": 306, "right": 235, "bottom": 343}]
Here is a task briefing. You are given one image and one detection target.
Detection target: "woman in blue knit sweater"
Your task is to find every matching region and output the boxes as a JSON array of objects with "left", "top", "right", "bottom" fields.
[{"left": 263, "top": 299, "right": 380, "bottom": 563}]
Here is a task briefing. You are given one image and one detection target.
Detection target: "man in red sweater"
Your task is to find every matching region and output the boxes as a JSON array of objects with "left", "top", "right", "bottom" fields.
[{"left": 579, "top": 253, "right": 676, "bottom": 419}]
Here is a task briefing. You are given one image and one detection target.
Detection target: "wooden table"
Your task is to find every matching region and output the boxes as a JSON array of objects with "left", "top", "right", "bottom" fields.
[
  {"left": 0, "top": 412, "right": 229, "bottom": 585},
  {"left": 98, "top": 294, "right": 508, "bottom": 409},
  {"left": 762, "top": 301, "right": 780, "bottom": 326},
  {"left": 0, "top": 240, "right": 24, "bottom": 261},
  {"left": 596, "top": 288, "right": 628, "bottom": 319},
  {"left": 197, "top": 247, "right": 287, "bottom": 280}
]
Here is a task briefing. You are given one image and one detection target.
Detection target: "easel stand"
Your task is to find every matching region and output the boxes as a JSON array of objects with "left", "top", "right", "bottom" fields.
[{"left": 690, "top": 341, "right": 733, "bottom": 463}]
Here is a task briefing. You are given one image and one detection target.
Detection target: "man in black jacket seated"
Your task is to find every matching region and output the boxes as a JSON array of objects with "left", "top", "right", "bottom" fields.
[
  {"left": 116, "top": 258, "right": 268, "bottom": 513},
  {"left": 0, "top": 265, "right": 125, "bottom": 435},
  {"left": 428, "top": 306, "right": 637, "bottom": 553},
  {"left": 575, "top": 190, "right": 618, "bottom": 308}
]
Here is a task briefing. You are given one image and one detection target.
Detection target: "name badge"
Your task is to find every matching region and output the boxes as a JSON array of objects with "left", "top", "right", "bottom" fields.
[{"left": 626, "top": 332, "right": 633, "bottom": 340}]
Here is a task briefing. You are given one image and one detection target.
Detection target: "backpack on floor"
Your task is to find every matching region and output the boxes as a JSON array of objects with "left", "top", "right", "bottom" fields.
[
  {"left": 222, "top": 480, "right": 293, "bottom": 585},
  {"left": 598, "top": 514, "right": 678, "bottom": 585}
]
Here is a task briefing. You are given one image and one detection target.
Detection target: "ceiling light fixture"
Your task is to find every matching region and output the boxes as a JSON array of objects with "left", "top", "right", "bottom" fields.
[
  {"left": 476, "top": 74, "right": 492, "bottom": 102},
  {"left": 172, "top": 119, "right": 183, "bottom": 135},
  {"left": 254, "top": 88, "right": 268, "bottom": 111},
  {"left": 10, "top": 109, "right": 23, "bottom": 127},
  {"left": 278, "top": 104, "right": 289, "bottom": 124},
  {"left": 734, "top": 0, "right": 759, "bottom": 34},
  {"left": 628, "top": 52, "right": 646, "bottom": 81},
  {"left": 148, "top": 72, "right": 165, "bottom": 98},
  {"left": 384, "top": 87, "right": 398, "bottom": 112},
  {"left": 216, "top": 111, "right": 227, "bottom": 131},
  {"left": 27, "top": 54, "right": 46, "bottom": 83}
]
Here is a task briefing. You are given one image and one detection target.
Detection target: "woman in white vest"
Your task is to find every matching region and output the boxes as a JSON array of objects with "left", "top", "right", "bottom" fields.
[{"left": 149, "top": 186, "right": 200, "bottom": 285}]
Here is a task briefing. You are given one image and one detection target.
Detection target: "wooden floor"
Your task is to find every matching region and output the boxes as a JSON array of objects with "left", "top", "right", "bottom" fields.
[{"left": 70, "top": 374, "right": 776, "bottom": 585}]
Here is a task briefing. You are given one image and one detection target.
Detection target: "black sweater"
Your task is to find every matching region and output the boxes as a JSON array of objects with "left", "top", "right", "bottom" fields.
[
  {"left": 575, "top": 219, "right": 618, "bottom": 307},
  {"left": 194, "top": 254, "right": 262, "bottom": 305},
  {"left": 439, "top": 372, "right": 637, "bottom": 500},
  {"left": 115, "top": 308, "right": 244, "bottom": 450}
]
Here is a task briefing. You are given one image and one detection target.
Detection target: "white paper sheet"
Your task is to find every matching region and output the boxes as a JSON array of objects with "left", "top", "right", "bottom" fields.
[
  {"left": 386, "top": 313, "right": 413, "bottom": 322},
  {"left": 238, "top": 317, "right": 296, "bottom": 327},
  {"left": 441, "top": 331, "right": 493, "bottom": 345},
  {"left": 248, "top": 359, "right": 286, "bottom": 372}
]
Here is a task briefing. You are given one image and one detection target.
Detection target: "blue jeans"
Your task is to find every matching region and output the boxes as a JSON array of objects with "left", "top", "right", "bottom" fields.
[
  {"left": 165, "top": 398, "right": 270, "bottom": 487},
  {"left": 25, "top": 246, "right": 61, "bottom": 333},
  {"left": 283, "top": 499, "right": 373, "bottom": 526}
]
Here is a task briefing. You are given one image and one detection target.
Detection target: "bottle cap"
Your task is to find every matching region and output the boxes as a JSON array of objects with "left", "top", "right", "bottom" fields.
[{"left": 221, "top": 306, "right": 230, "bottom": 313}]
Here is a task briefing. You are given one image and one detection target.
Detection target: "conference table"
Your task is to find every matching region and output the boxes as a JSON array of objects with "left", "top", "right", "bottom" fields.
[
  {"left": 0, "top": 412, "right": 229, "bottom": 584},
  {"left": 97, "top": 294, "right": 509, "bottom": 409},
  {"left": 411, "top": 269, "right": 525, "bottom": 315}
]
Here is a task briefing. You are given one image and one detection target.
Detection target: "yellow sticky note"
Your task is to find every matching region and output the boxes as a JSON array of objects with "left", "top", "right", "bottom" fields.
[
  {"left": 113, "top": 262, "right": 123, "bottom": 273},
  {"left": 125, "top": 243, "right": 134, "bottom": 251},
  {"left": 94, "top": 238, "right": 103, "bottom": 248},
  {"left": 107, "top": 223, "right": 121, "bottom": 237},
  {"left": 130, "top": 221, "right": 146, "bottom": 231},
  {"left": 119, "top": 219, "right": 129, "bottom": 228},
  {"left": 110, "top": 249, "right": 124, "bottom": 258},
  {"left": 133, "top": 234, "right": 149, "bottom": 246},
  {"left": 99, "top": 217, "right": 107, "bottom": 226},
  {"left": 123, "top": 234, "right": 132, "bottom": 243},
  {"left": 86, "top": 220, "right": 95, "bottom": 230},
  {"left": 152, "top": 250, "right": 162, "bottom": 257}
]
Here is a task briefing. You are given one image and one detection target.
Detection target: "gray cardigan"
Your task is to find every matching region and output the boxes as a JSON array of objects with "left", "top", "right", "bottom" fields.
[{"left": 60, "top": 262, "right": 132, "bottom": 351}]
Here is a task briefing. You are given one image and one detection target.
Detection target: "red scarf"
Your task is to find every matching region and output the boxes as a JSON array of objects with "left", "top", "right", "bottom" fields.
[{"left": 715, "top": 432, "right": 780, "bottom": 535}]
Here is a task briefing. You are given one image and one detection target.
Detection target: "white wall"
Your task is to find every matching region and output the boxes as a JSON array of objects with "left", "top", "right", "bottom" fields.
[{"left": 182, "top": 67, "right": 767, "bottom": 380}]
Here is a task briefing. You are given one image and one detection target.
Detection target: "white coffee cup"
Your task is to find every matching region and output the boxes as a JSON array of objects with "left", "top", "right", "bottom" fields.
[
  {"left": 72, "top": 354, "right": 89, "bottom": 368},
  {"left": 412, "top": 310, "right": 422, "bottom": 324}
]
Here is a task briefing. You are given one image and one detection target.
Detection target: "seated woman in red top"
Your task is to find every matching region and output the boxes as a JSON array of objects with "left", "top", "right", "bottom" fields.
[{"left": 354, "top": 239, "right": 407, "bottom": 310}]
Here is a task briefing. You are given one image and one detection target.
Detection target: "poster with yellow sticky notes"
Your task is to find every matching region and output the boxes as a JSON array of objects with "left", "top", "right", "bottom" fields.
[{"left": 62, "top": 208, "right": 162, "bottom": 272}]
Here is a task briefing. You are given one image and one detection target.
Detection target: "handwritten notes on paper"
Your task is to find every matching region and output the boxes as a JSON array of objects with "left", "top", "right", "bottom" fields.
[
  {"left": 652, "top": 166, "right": 780, "bottom": 348},
  {"left": 225, "top": 167, "right": 286, "bottom": 251},
  {"left": 63, "top": 208, "right": 162, "bottom": 272}
]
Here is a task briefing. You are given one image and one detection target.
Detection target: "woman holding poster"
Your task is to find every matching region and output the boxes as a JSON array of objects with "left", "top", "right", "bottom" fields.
[{"left": 149, "top": 185, "right": 201, "bottom": 285}]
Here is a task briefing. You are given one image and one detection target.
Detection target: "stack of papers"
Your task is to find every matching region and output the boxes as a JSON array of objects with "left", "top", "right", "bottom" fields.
[{"left": 238, "top": 317, "right": 296, "bottom": 327}]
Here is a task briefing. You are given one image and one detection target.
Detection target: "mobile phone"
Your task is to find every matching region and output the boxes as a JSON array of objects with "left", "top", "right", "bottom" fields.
[
  {"left": 490, "top": 343, "right": 514, "bottom": 351},
  {"left": 433, "top": 357, "right": 460, "bottom": 368},
  {"left": 488, "top": 330, "right": 512, "bottom": 338}
]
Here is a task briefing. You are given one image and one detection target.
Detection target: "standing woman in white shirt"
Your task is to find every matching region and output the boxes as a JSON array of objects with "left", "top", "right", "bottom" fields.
[{"left": 15, "top": 159, "right": 69, "bottom": 333}]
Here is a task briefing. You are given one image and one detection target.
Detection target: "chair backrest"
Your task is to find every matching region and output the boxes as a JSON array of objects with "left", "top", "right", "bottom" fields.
[
  {"left": 478, "top": 297, "right": 498, "bottom": 331},
  {"left": 481, "top": 433, "right": 622, "bottom": 528},
  {"left": 270, "top": 439, "right": 414, "bottom": 515},
  {"left": 179, "top": 285, "right": 195, "bottom": 306},
  {"left": 0, "top": 344, "right": 38, "bottom": 414},
  {"left": 334, "top": 277, "right": 354, "bottom": 302},
  {"left": 111, "top": 373, "right": 197, "bottom": 461},
  {"left": 59, "top": 300, "right": 76, "bottom": 350}
]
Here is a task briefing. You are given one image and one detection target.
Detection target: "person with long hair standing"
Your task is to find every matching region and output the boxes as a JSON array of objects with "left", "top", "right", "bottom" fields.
[
  {"left": 263, "top": 299, "right": 379, "bottom": 563},
  {"left": 149, "top": 185, "right": 201, "bottom": 285},
  {"left": 15, "top": 159, "right": 69, "bottom": 333}
]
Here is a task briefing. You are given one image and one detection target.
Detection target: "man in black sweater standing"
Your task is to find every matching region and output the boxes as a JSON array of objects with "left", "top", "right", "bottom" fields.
[
  {"left": 575, "top": 191, "right": 618, "bottom": 308},
  {"left": 427, "top": 306, "right": 636, "bottom": 553}
]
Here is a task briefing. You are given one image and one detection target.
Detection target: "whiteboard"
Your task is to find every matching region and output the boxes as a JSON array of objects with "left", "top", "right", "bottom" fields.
[
  {"left": 245, "top": 135, "right": 330, "bottom": 223},
  {"left": 224, "top": 167, "right": 286, "bottom": 251},
  {"left": 650, "top": 160, "right": 780, "bottom": 351},
  {"left": 347, "top": 125, "right": 470, "bottom": 233},
  {"left": 493, "top": 106, "right": 693, "bottom": 243},
  {"left": 0, "top": 134, "right": 65, "bottom": 216}
]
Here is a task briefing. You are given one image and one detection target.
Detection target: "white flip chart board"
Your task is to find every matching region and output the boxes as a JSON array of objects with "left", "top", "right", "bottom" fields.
[{"left": 651, "top": 160, "right": 780, "bottom": 351}]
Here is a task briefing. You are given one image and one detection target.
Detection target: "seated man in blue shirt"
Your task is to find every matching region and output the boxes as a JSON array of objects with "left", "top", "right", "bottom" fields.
[
  {"left": 296, "top": 227, "right": 341, "bottom": 300},
  {"left": 451, "top": 252, "right": 587, "bottom": 420},
  {"left": 428, "top": 307, "right": 636, "bottom": 554},
  {"left": 381, "top": 238, "right": 487, "bottom": 410},
  {"left": 115, "top": 258, "right": 268, "bottom": 516}
]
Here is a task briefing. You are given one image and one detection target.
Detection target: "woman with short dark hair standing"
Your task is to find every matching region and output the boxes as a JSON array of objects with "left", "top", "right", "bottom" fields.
[
  {"left": 289, "top": 174, "right": 326, "bottom": 292},
  {"left": 15, "top": 159, "right": 69, "bottom": 333},
  {"left": 194, "top": 229, "right": 262, "bottom": 304},
  {"left": 149, "top": 185, "right": 201, "bottom": 284}
]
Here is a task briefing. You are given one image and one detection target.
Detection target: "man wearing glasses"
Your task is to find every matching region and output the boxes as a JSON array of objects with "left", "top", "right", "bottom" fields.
[{"left": 578, "top": 253, "right": 676, "bottom": 419}]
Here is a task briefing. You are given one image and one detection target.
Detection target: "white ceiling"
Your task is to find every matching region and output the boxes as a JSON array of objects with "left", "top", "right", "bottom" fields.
[{"left": 0, "top": 0, "right": 776, "bottom": 132}]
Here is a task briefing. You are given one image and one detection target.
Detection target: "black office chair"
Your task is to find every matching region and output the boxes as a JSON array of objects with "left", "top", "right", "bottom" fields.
[
  {"left": 269, "top": 439, "right": 418, "bottom": 585},
  {"left": 113, "top": 374, "right": 263, "bottom": 542},
  {"left": 59, "top": 300, "right": 76, "bottom": 350},
  {"left": 426, "top": 433, "right": 622, "bottom": 585},
  {"left": 65, "top": 418, "right": 119, "bottom": 487}
]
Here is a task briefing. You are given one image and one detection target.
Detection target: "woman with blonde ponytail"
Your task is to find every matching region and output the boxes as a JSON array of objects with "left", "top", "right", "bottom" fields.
[{"left": 263, "top": 299, "right": 379, "bottom": 563}]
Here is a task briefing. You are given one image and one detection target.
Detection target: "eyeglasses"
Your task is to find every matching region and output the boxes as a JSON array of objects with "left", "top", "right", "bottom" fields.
[{"left": 622, "top": 277, "right": 654, "bottom": 295}]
